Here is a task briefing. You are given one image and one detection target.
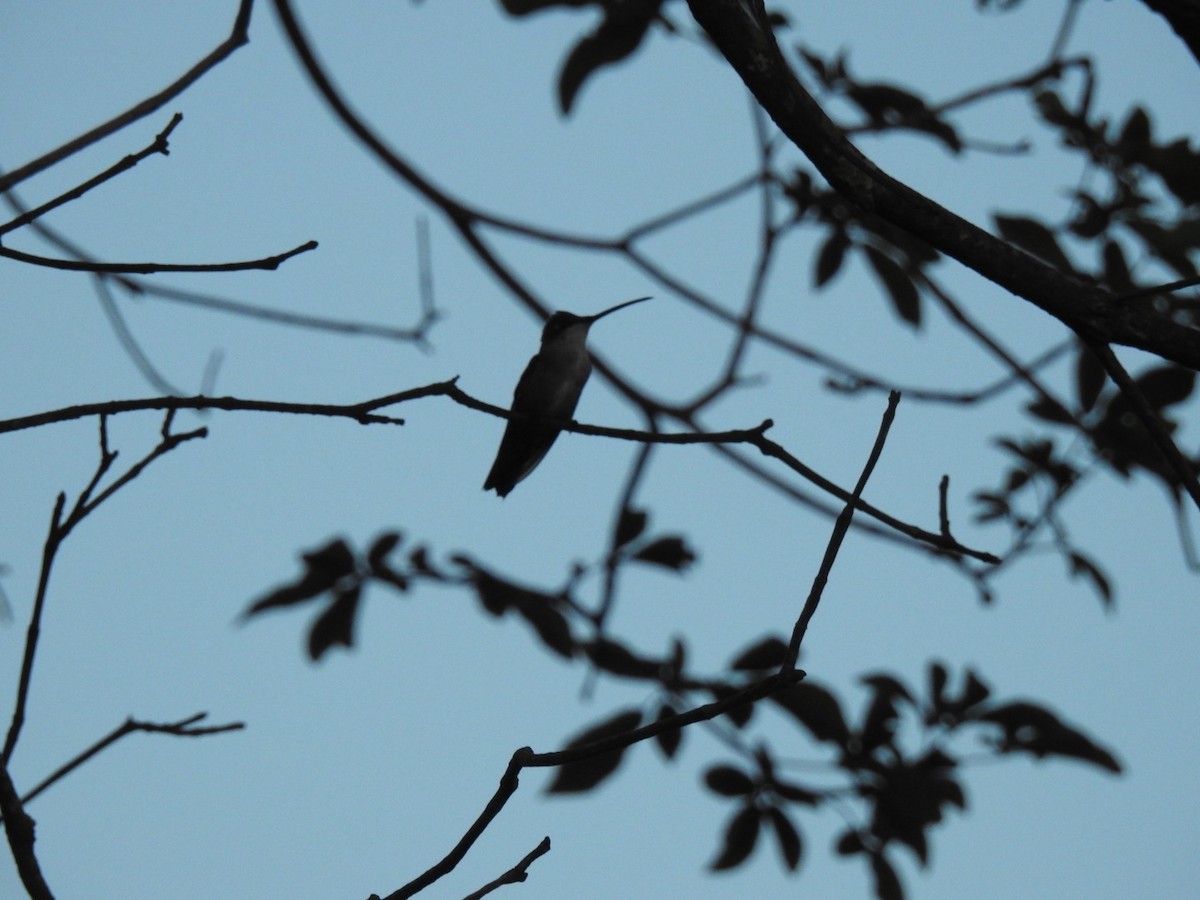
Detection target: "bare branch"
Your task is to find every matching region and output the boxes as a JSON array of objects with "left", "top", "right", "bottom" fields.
[
  {"left": 18, "top": 713, "right": 244, "bottom": 808},
  {"left": 460, "top": 837, "right": 552, "bottom": 900},
  {"left": 0, "top": 0, "right": 254, "bottom": 192},
  {"left": 0, "top": 114, "right": 183, "bottom": 237},
  {"left": 381, "top": 671, "right": 801, "bottom": 900},
  {"left": 784, "top": 391, "right": 901, "bottom": 669},
  {"left": 685, "top": 0, "right": 1200, "bottom": 370},
  {"left": 0, "top": 239, "right": 318, "bottom": 274}
]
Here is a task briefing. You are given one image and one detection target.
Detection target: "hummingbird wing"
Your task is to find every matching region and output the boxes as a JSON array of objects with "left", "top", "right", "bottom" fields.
[{"left": 483, "top": 350, "right": 588, "bottom": 497}]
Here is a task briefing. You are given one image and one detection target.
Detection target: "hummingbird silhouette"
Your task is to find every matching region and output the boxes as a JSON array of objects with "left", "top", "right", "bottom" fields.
[{"left": 484, "top": 296, "right": 650, "bottom": 497}]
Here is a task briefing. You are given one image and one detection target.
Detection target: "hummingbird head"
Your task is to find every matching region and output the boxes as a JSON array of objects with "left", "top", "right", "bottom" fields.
[{"left": 539, "top": 296, "right": 651, "bottom": 346}]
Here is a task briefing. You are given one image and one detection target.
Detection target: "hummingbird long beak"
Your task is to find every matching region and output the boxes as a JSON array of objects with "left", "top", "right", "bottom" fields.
[{"left": 584, "top": 296, "right": 651, "bottom": 324}]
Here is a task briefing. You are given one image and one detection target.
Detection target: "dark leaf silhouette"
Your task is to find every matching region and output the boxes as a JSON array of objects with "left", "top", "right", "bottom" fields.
[
  {"left": 1134, "top": 364, "right": 1196, "bottom": 411},
  {"left": 615, "top": 507, "right": 649, "bottom": 548},
  {"left": 864, "top": 749, "right": 963, "bottom": 865},
  {"left": 557, "top": 4, "right": 656, "bottom": 114},
  {"left": 1067, "top": 551, "right": 1113, "bottom": 608},
  {"left": 367, "top": 531, "right": 408, "bottom": 592},
  {"left": 710, "top": 686, "right": 754, "bottom": 728},
  {"left": 708, "top": 804, "right": 760, "bottom": 871},
  {"left": 546, "top": 709, "right": 644, "bottom": 794},
  {"left": 244, "top": 538, "right": 356, "bottom": 617},
  {"left": 460, "top": 561, "right": 555, "bottom": 617},
  {"left": 653, "top": 703, "right": 682, "bottom": 760},
  {"left": 859, "top": 674, "right": 914, "bottom": 751},
  {"left": 863, "top": 246, "right": 921, "bottom": 327},
  {"left": 994, "top": 214, "right": 1074, "bottom": 272},
  {"left": 1145, "top": 137, "right": 1200, "bottom": 205},
  {"left": 870, "top": 851, "right": 904, "bottom": 900},
  {"left": 815, "top": 229, "right": 850, "bottom": 287},
  {"left": 977, "top": 701, "right": 1122, "bottom": 772},
  {"left": 767, "top": 807, "right": 803, "bottom": 870},
  {"left": 1114, "top": 106, "right": 1151, "bottom": 163},
  {"left": 1026, "top": 397, "right": 1074, "bottom": 424},
  {"left": 835, "top": 829, "right": 865, "bottom": 856},
  {"left": 584, "top": 637, "right": 662, "bottom": 678},
  {"left": 730, "top": 635, "right": 788, "bottom": 671},
  {"left": 769, "top": 683, "right": 850, "bottom": 746},
  {"left": 704, "top": 764, "right": 755, "bottom": 797},
  {"left": 1074, "top": 342, "right": 1108, "bottom": 413},
  {"left": 367, "top": 531, "right": 402, "bottom": 568},
  {"left": 307, "top": 583, "right": 362, "bottom": 660},
  {"left": 512, "top": 595, "right": 576, "bottom": 658},
  {"left": 632, "top": 535, "right": 697, "bottom": 571}
]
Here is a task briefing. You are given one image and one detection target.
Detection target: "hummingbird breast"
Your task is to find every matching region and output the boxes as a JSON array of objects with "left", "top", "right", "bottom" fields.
[{"left": 482, "top": 339, "right": 593, "bottom": 497}]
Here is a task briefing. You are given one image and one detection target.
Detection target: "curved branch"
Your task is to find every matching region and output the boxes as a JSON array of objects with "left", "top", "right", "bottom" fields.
[
  {"left": 0, "top": 1, "right": 254, "bottom": 193},
  {"left": 685, "top": 0, "right": 1200, "bottom": 371},
  {"left": 0, "top": 239, "right": 317, "bottom": 274}
]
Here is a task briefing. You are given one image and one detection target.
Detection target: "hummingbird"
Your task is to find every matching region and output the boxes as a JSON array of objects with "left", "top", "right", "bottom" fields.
[{"left": 484, "top": 296, "right": 651, "bottom": 498}]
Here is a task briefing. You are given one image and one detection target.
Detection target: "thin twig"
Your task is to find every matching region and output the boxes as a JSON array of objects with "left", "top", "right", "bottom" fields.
[
  {"left": 0, "top": 238, "right": 318, "bottom": 274},
  {"left": 460, "top": 837, "right": 552, "bottom": 900},
  {"left": 382, "top": 670, "right": 802, "bottom": 900},
  {"left": 0, "top": 114, "right": 184, "bottom": 236},
  {"left": 0, "top": 0, "right": 254, "bottom": 192},
  {"left": 18, "top": 713, "right": 244, "bottom": 808},
  {"left": 784, "top": 391, "right": 902, "bottom": 669},
  {"left": 2, "top": 415, "right": 207, "bottom": 764}
]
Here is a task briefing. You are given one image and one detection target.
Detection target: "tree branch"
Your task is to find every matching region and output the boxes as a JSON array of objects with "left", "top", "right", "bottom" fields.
[
  {"left": 685, "top": 0, "right": 1200, "bottom": 371},
  {"left": 0, "top": 0, "right": 254, "bottom": 192}
]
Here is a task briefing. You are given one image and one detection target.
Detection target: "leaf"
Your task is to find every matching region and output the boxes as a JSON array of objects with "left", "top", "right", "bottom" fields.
[
  {"left": 367, "top": 531, "right": 402, "bottom": 568},
  {"left": 1145, "top": 137, "right": 1200, "bottom": 205},
  {"left": 545, "top": 709, "right": 644, "bottom": 794},
  {"left": 977, "top": 701, "right": 1122, "bottom": 772},
  {"left": 771, "top": 779, "right": 821, "bottom": 806},
  {"left": 859, "top": 674, "right": 915, "bottom": 752},
  {"left": 615, "top": 507, "right": 648, "bottom": 548},
  {"left": 769, "top": 683, "right": 850, "bottom": 745},
  {"left": 1074, "top": 341, "right": 1108, "bottom": 413},
  {"left": 814, "top": 229, "right": 850, "bottom": 287},
  {"left": 730, "top": 635, "right": 788, "bottom": 671},
  {"left": 1114, "top": 106, "right": 1151, "bottom": 163},
  {"left": 708, "top": 804, "right": 761, "bottom": 871},
  {"left": 1067, "top": 551, "right": 1113, "bottom": 608},
  {"left": 1033, "top": 88, "right": 1073, "bottom": 128},
  {"left": 704, "top": 764, "right": 755, "bottom": 797},
  {"left": 584, "top": 637, "right": 662, "bottom": 679},
  {"left": 835, "top": 829, "right": 865, "bottom": 856},
  {"left": 498, "top": 0, "right": 590, "bottom": 13},
  {"left": 512, "top": 595, "right": 576, "bottom": 658},
  {"left": 558, "top": 7, "right": 654, "bottom": 115},
  {"left": 994, "top": 214, "right": 1074, "bottom": 272},
  {"left": 870, "top": 851, "right": 904, "bottom": 900},
  {"left": 632, "top": 536, "right": 697, "bottom": 571},
  {"left": 767, "top": 807, "right": 803, "bottom": 870},
  {"left": 307, "top": 583, "right": 362, "bottom": 660},
  {"left": 367, "top": 532, "right": 408, "bottom": 592},
  {"left": 709, "top": 686, "right": 754, "bottom": 729},
  {"left": 463, "top": 564, "right": 556, "bottom": 617},
  {"left": 653, "top": 703, "right": 682, "bottom": 760},
  {"left": 1100, "top": 239, "right": 1134, "bottom": 293},
  {"left": 862, "top": 246, "right": 921, "bottom": 327},
  {"left": 1134, "top": 365, "right": 1196, "bottom": 411},
  {"left": 243, "top": 538, "right": 356, "bottom": 617},
  {"left": 1026, "top": 397, "right": 1074, "bottom": 424}
]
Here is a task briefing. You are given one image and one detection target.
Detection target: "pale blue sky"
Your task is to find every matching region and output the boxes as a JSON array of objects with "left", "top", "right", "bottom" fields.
[{"left": 2, "top": 2, "right": 1198, "bottom": 898}]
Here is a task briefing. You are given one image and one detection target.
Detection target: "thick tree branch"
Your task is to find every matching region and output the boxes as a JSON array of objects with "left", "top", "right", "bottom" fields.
[{"left": 685, "top": 0, "right": 1200, "bottom": 371}]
